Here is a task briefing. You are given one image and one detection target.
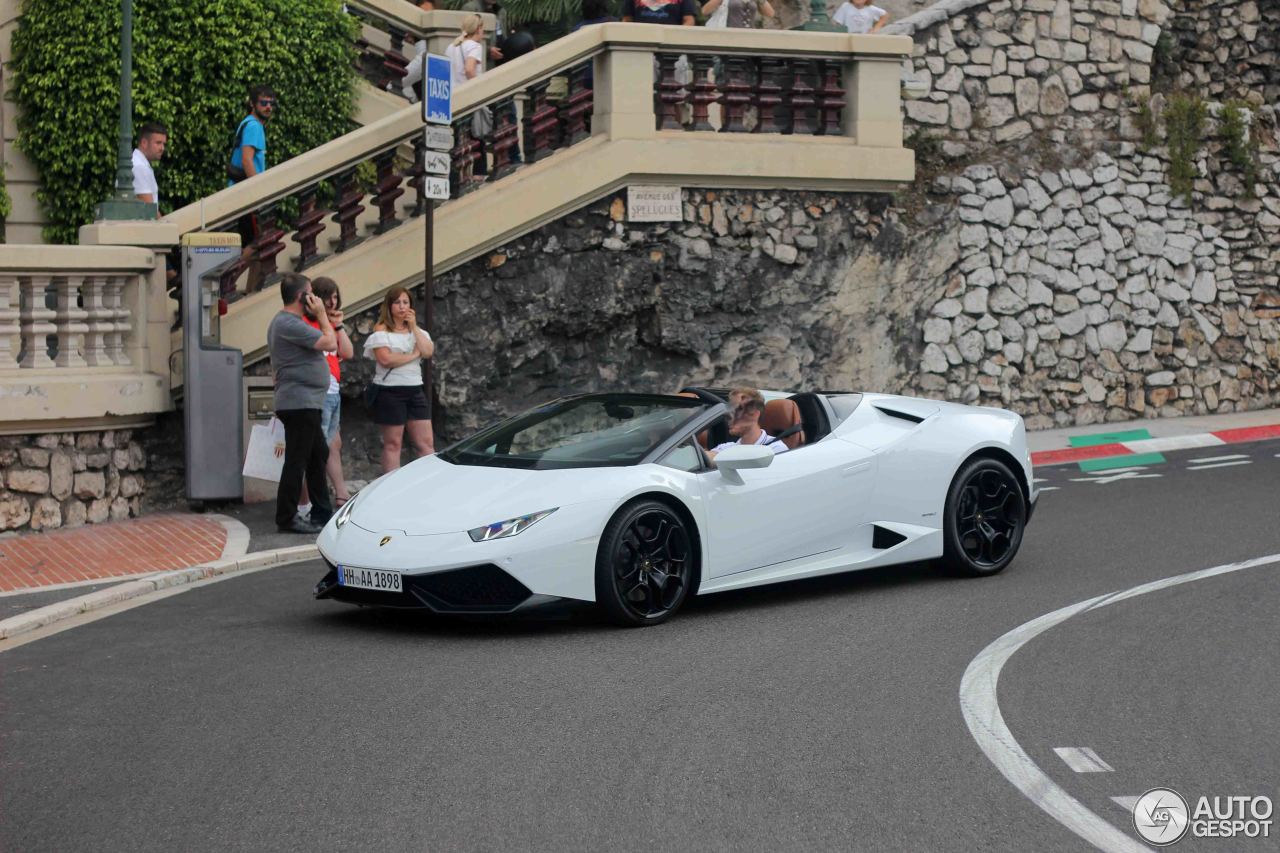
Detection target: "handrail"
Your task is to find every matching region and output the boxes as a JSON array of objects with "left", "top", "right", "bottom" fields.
[{"left": 164, "top": 25, "right": 909, "bottom": 237}]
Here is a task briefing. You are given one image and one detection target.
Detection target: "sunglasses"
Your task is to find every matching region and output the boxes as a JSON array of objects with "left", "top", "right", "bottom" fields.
[{"left": 257, "top": 98, "right": 276, "bottom": 107}]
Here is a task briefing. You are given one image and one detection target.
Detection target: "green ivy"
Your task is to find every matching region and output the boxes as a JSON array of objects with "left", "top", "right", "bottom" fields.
[
  {"left": 1218, "top": 99, "right": 1260, "bottom": 195},
  {"left": 11, "top": 0, "right": 358, "bottom": 244},
  {"left": 1164, "top": 92, "right": 1205, "bottom": 206},
  {"left": 0, "top": 167, "right": 10, "bottom": 243}
]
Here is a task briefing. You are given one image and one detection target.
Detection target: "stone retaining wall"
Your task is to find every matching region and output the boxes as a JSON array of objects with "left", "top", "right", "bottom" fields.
[{"left": 0, "top": 430, "right": 146, "bottom": 531}]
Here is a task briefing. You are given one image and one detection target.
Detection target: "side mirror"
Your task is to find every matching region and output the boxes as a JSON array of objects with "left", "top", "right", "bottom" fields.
[{"left": 715, "top": 444, "right": 774, "bottom": 484}]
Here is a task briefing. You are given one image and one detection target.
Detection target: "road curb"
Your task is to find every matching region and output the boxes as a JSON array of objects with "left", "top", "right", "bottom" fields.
[
  {"left": 0, "top": 545, "right": 319, "bottom": 642},
  {"left": 1030, "top": 422, "right": 1280, "bottom": 467}
]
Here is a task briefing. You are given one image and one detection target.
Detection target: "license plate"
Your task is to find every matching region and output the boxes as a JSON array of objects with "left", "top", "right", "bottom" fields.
[{"left": 337, "top": 565, "right": 403, "bottom": 593}]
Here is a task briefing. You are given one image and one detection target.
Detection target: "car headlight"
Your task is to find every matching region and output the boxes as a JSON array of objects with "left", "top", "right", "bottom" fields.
[
  {"left": 334, "top": 493, "right": 359, "bottom": 528},
  {"left": 468, "top": 508, "right": 557, "bottom": 542}
]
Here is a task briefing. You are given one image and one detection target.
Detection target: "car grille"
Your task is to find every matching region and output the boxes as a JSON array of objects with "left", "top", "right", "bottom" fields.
[{"left": 412, "top": 564, "right": 532, "bottom": 612}]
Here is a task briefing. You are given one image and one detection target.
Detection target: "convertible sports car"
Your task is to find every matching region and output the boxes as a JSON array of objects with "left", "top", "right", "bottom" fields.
[{"left": 314, "top": 389, "right": 1037, "bottom": 626}]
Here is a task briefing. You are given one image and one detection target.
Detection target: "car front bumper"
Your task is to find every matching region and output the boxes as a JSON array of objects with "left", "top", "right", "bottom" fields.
[{"left": 313, "top": 559, "right": 571, "bottom": 615}]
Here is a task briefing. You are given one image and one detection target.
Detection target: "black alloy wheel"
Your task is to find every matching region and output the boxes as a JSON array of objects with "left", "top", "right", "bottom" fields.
[
  {"left": 941, "top": 457, "right": 1026, "bottom": 577},
  {"left": 595, "top": 500, "right": 694, "bottom": 626}
]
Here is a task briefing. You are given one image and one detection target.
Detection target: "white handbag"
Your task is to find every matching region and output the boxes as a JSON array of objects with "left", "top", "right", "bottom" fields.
[
  {"left": 706, "top": 0, "right": 730, "bottom": 28},
  {"left": 242, "top": 416, "right": 287, "bottom": 482}
]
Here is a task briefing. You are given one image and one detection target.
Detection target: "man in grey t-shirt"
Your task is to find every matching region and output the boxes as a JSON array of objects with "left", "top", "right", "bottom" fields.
[{"left": 267, "top": 273, "right": 337, "bottom": 533}]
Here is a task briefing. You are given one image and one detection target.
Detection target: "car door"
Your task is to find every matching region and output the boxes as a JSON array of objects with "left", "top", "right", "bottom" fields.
[{"left": 698, "top": 438, "right": 876, "bottom": 579}]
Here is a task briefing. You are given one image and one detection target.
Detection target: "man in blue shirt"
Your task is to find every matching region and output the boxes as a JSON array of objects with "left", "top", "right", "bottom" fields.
[{"left": 229, "top": 85, "right": 275, "bottom": 289}]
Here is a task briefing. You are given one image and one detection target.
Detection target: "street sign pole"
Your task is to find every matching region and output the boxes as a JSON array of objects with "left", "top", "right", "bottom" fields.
[{"left": 421, "top": 55, "right": 452, "bottom": 441}]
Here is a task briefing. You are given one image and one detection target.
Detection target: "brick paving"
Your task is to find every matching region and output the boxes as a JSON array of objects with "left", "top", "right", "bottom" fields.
[{"left": 0, "top": 514, "right": 227, "bottom": 593}]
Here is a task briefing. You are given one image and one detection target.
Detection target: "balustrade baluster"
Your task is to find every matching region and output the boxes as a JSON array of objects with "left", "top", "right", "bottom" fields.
[
  {"left": 558, "top": 64, "right": 593, "bottom": 146},
  {"left": 787, "top": 60, "right": 818, "bottom": 135},
  {"left": 0, "top": 276, "right": 20, "bottom": 369},
  {"left": 817, "top": 60, "right": 845, "bottom": 135},
  {"left": 81, "top": 274, "right": 114, "bottom": 366},
  {"left": 17, "top": 275, "right": 55, "bottom": 369},
  {"left": 690, "top": 55, "right": 718, "bottom": 132},
  {"left": 719, "top": 56, "right": 754, "bottom": 133},
  {"left": 450, "top": 121, "right": 482, "bottom": 198},
  {"left": 106, "top": 275, "right": 131, "bottom": 367},
  {"left": 330, "top": 169, "right": 367, "bottom": 252},
  {"left": 291, "top": 185, "right": 329, "bottom": 271},
  {"left": 53, "top": 275, "right": 88, "bottom": 368},
  {"left": 655, "top": 54, "right": 684, "bottom": 131},
  {"left": 409, "top": 135, "right": 427, "bottom": 218},
  {"left": 523, "top": 80, "right": 560, "bottom": 162},
  {"left": 755, "top": 58, "right": 785, "bottom": 134},
  {"left": 248, "top": 204, "right": 286, "bottom": 291},
  {"left": 373, "top": 149, "right": 406, "bottom": 233},
  {"left": 383, "top": 27, "right": 409, "bottom": 87},
  {"left": 219, "top": 258, "right": 248, "bottom": 303},
  {"left": 488, "top": 97, "right": 521, "bottom": 181}
]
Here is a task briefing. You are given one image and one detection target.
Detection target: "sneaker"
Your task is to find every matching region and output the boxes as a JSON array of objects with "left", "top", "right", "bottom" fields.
[{"left": 278, "top": 518, "right": 323, "bottom": 535}]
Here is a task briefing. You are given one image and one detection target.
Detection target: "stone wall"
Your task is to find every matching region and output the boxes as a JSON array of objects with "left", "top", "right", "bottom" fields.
[
  {"left": 890, "top": 0, "right": 1173, "bottom": 150},
  {"left": 1162, "top": 0, "right": 1278, "bottom": 102},
  {"left": 0, "top": 430, "right": 147, "bottom": 532}
]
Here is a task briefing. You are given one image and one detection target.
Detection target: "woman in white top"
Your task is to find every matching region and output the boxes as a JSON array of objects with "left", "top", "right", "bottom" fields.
[
  {"left": 363, "top": 286, "right": 436, "bottom": 472},
  {"left": 447, "top": 14, "right": 486, "bottom": 88}
]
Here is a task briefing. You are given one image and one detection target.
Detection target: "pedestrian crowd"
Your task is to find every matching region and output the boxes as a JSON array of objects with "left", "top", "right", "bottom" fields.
[{"left": 265, "top": 273, "right": 437, "bottom": 534}]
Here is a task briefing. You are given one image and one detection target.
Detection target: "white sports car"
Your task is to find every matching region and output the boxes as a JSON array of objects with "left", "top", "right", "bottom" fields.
[{"left": 315, "top": 389, "right": 1037, "bottom": 626}]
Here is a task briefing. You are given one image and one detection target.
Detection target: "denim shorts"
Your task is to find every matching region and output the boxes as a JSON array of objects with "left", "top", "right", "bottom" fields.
[{"left": 320, "top": 392, "right": 341, "bottom": 444}]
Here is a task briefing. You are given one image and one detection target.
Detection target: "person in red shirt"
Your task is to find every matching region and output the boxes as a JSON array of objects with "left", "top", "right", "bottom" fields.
[{"left": 296, "top": 277, "right": 354, "bottom": 520}]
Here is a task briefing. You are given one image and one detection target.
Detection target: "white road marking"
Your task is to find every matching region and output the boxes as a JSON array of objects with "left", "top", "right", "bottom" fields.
[
  {"left": 960, "top": 552, "right": 1280, "bottom": 853},
  {"left": 1037, "top": 486, "right": 1061, "bottom": 492},
  {"left": 1122, "top": 434, "right": 1224, "bottom": 453},
  {"left": 1112, "top": 797, "right": 1140, "bottom": 813},
  {"left": 1188, "top": 460, "right": 1252, "bottom": 470},
  {"left": 1081, "top": 466, "right": 1151, "bottom": 474},
  {"left": 1068, "top": 471, "right": 1163, "bottom": 485},
  {"left": 1188, "top": 453, "right": 1249, "bottom": 464},
  {"left": 1053, "top": 747, "right": 1115, "bottom": 773}
]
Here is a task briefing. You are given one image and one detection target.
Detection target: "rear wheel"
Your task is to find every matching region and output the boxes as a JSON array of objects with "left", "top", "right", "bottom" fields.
[
  {"left": 595, "top": 500, "right": 693, "bottom": 627},
  {"left": 941, "top": 457, "right": 1026, "bottom": 577}
]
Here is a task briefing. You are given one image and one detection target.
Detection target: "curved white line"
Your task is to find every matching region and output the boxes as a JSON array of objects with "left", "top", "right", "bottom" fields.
[{"left": 960, "top": 552, "right": 1280, "bottom": 853}]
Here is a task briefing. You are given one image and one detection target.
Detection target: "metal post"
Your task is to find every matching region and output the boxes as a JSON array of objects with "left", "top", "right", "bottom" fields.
[
  {"left": 421, "top": 199, "right": 436, "bottom": 434},
  {"left": 96, "top": 0, "right": 157, "bottom": 220}
]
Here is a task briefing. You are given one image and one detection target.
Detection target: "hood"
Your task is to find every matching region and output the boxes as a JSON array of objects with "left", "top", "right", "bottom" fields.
[{"left": 349, "top": 455, "right": 614, "bottom": 535}]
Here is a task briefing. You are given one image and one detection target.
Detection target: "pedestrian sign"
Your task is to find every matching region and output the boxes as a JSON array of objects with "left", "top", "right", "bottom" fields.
[{"left": 424, "top": 54, "right": 452, "bottom": 125}]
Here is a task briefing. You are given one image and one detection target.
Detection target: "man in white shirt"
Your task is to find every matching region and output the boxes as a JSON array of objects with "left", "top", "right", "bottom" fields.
[
  {"left": 131, "top": 122, "right": 167, "bottom": 215},
  {"left": 832, "top": 0, "right": 889, "bottom": 34},
  {"left": 708, "top": 387, "right": 788, "bottom": 459}
]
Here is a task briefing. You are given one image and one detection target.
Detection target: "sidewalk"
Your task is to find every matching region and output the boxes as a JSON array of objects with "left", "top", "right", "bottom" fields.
[
  {"left": 1028, "top": 406, "right": 1280, "bottom": 468},
  {"left": 0, "top": 513, "right": 244, "bottom": 595}
]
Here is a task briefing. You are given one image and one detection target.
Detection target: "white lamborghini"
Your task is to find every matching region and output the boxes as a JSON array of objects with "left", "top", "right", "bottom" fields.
[{"left": 314, "top": 389, "right": 1037, "bottom": 626}]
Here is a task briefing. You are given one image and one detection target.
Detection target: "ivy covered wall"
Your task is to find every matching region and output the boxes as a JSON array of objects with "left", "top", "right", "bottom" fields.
[{"left": 10, "top": 0, "right": 359, "bottom": 243}]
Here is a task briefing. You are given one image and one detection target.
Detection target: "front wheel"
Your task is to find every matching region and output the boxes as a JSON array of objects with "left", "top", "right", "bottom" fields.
[
  {"left": 595, "top": 500, "right": 694, "bottom": 627},
  {"left": 941, "top": 457, "right": 1026, "bottom": 577}
]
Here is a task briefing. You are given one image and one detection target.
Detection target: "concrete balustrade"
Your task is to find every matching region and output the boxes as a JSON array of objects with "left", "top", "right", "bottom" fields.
[{"left": 0, "top": 245, "right": 168, "bottom": 432}]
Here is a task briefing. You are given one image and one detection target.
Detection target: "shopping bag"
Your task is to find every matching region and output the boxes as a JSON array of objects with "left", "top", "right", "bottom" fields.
[{"left": 242, "top": 416, "right": 287, "bottom": 482}]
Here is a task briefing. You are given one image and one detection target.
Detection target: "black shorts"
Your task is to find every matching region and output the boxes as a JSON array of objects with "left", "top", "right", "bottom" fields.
[{"left": 372, "top": 385, "right": 431, "bottom": 426}]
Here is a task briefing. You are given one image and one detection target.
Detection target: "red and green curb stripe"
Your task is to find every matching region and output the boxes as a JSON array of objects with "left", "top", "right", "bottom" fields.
[{"left": 1030, "top": 423, "right": 1280, "bottom": 469}]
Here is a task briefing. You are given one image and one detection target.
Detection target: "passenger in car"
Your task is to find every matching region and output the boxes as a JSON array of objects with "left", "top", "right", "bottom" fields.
[{"left": 707, "top": 387, "right": 788, "bottom": 460}]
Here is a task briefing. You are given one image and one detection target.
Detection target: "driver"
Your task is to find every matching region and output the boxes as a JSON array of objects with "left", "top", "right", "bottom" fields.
[{"left": 707, "top": 387, "right": 788, "bottom": 460}]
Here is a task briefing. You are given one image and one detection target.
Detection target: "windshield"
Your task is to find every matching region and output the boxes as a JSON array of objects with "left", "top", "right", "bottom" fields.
[{"left": 438, "top": 394, "right": 711, "bottom": 469}]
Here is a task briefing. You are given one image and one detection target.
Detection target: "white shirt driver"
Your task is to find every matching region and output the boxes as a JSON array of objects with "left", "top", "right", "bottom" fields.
[
  {"left": 131, "top": 148, "right": 158, "bottom": 204},
  {"left": 711, "top": 430, "right": 788, "bottom": 455}
]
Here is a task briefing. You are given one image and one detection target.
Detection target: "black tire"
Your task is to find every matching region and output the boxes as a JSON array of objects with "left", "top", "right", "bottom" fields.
[
  {"left": 941, "top": 456, "right": 1026, "bottom": 577},
  {"left": 595, "top": 499, "right": 694, "bottom": 627}
]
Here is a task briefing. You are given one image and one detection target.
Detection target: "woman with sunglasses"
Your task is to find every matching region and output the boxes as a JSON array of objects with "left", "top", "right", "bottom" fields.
[{"left": 364, "top": 287, "right": 436, "bottom": 472}]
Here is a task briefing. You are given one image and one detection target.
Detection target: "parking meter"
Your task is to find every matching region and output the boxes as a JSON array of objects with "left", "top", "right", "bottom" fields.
[{"left": 181, "top": 233, "right": 244, "bottom": 507}]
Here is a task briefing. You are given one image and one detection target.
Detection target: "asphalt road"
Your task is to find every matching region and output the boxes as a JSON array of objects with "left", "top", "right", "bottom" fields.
[{"left": 3, "top": 440, "right": 1279, "bottom": 852}]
